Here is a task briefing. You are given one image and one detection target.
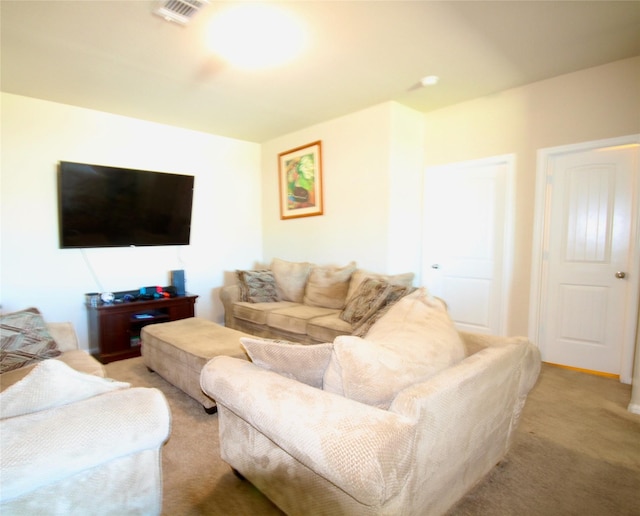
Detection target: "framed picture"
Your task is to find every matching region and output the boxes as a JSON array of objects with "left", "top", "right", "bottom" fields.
[{"left": 278, "top": 140, "right": 323, "bottom": 220}]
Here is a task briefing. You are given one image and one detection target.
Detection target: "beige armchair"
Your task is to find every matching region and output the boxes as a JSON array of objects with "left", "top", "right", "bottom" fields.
[
  {"left": 0, "top": 319, "right": 171, "bottom": 515},
  {"left": 201, "top": 329, "right": 540, "bottom": 516}
]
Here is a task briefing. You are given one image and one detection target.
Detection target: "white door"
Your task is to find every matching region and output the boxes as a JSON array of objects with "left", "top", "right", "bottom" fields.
[
  {"left": 421, "top": 155, "right": 514, "bottom": 335},
  {"left": 530, "top": 136, "right": 640, "bottom": 381}
]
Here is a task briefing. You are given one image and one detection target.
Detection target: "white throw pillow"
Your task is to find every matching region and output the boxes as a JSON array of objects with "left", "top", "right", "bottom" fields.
[
  {"left": 241, "top": 337, "right": 333, "bottom": 389},
  {"left": 323, "top": 288, "right": 465, "bottom": 409},
  {"left": 0, "top": 359, "right": 130, "bottom": 419}
]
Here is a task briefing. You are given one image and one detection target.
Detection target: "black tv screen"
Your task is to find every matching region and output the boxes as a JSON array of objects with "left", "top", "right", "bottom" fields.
[{"left": 58, "top": 161, "right": 194, "bottom": 248}]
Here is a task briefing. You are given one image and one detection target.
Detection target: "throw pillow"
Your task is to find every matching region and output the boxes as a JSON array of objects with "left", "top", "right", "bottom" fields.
[
  {"left": 352, "top": 284, "right": 416, "bottom": 337},
  {"left": 236, "top": 269, "right": 279, "bottom": 303},
  {"left": 345, "top": 270, "right": 415, "bottom": 303},
  {"left": 271, "top": 258, "right": 312, "bottom": 303},
  {"left": 339, "top": 277, "right": 391, "bottom": 325},
  {"left": 0, "top": 359, "right": 130, "bottom": 419},
  {"left": 0, "top": 307, "right": 62, "bottom": 374},
  {"left": 323, "top": 289, "right": 465, "bottom": 409},
  {"left": 240, "top": 337, "right": 333, "bottom": 389},
  {"left": 367, "top": 288, "right": 465, "bottom": 368},
  {"left": 323, "top": 335, "right": 445, "bottom": 409},
  {"left": 303, "top": 261, "right": 357, "bottom": 309}
]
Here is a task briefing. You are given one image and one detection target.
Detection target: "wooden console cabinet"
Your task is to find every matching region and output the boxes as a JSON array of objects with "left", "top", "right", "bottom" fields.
[{"left": 86, "top": 293, "right": 198, "bottom": 363}]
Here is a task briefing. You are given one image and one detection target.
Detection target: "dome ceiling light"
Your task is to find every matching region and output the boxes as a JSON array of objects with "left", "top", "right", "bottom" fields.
[
  {"left": 205, "top": 4, "right": 308, "bottom": 70},
  {"left": 420, "top": 75, "right": 440, "bottom": 86}
]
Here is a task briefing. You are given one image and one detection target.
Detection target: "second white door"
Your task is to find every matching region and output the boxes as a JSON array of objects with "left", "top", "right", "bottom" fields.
[{"left": 421, "top": 155, "right": 514, "bottom": 335}]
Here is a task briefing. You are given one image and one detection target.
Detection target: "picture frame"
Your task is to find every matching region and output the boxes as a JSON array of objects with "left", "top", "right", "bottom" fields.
[{"left": 278, "top": 140, "right": 323, "bottom": 220}]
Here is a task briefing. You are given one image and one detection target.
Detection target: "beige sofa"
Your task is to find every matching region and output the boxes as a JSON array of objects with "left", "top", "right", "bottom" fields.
[
  {"left": 0, "top": 311, "right": 171, "bottom": 515},
  {"left": 220, "top": 258, "right": 415, "bottom": 344},
  {"left": 202, "top": 289, "right": 541, "bottom": 515}
]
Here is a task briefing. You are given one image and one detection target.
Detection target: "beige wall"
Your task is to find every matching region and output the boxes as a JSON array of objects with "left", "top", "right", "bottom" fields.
[
  {"left": 2, "top": 57, "right": 638, "bottom": 355},
  {"left": 0, "top": 93, "right": 262, "bottom": 352},
  {"left": 422, "top": 56, "right": 640, "bottom": 336},
  {"left": 261, "top": 102, "right": 424, "bottom": 274}
]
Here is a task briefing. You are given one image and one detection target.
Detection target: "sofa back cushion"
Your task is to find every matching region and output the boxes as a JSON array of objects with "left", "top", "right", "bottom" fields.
[
  {"left": 271, "top": 258, "right": 312, "bottom": 303},
  {"left": 324, "top": 289, "right": 466, "bottom": 409},
  {"left": 303, "top": 262, "right": 356, "bottom": 309}
]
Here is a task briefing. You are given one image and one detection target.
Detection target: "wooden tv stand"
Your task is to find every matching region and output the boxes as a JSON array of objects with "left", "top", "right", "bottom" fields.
[{"left": 86, "top": 292, "right": 198, "bottom": 363}]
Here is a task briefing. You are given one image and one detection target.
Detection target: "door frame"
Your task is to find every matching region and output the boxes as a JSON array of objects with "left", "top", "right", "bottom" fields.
[
  {"left": 421, "top": 154, "right": 515, "bottom": 335},
  {"left": 529, "top": 134, "right": 640, "bottom": 383}
]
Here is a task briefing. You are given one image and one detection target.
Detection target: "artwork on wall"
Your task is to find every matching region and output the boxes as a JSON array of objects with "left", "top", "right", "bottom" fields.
[{"left": 278, "top": 140, "right": 323, "bottom": 220}]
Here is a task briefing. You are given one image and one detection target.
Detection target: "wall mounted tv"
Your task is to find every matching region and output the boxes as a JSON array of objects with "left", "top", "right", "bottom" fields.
[{"left": 58, "top": 161, "right": 194, "bottom": 249}]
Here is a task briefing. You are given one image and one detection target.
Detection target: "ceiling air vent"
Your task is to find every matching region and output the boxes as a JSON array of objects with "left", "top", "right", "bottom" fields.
[{"left": 153, "top": 0, "right": 209, "bottom": 25}]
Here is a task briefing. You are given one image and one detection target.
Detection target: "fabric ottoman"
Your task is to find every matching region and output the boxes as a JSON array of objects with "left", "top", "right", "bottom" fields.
[{"left": 141, "top": 318, "right": 252, "bottom": 412}]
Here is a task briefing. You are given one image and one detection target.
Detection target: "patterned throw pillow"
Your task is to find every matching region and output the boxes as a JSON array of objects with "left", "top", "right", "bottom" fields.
[
  {"left": 352, "top": 284, "right": 416, "bottom": 337},
  {"left": 236, "top": 269, "right": 279, "bottom": 303},
  {"left": 339, "top": 278, "right": 391, "bottom": 325},
  {"left": 0, "top": 307, "right": 62, "bottom": 374}
]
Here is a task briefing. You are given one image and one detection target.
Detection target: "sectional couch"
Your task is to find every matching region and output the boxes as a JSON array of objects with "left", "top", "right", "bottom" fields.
[
  {"left": 220, "top": 258, "right": 415, "bottom": 344},
  {"left": 203, "top": 288, "right": 542, "bottom": 515}
]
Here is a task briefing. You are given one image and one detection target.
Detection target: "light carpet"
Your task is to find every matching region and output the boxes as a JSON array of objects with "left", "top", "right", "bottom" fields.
[{"left": 104, "top": 358, "right": 640, "bottom": 515}]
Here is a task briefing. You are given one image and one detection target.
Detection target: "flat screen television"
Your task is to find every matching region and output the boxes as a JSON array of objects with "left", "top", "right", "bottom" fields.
[{"left": 58, "top": 161, "right": 194, "bottom": 249}]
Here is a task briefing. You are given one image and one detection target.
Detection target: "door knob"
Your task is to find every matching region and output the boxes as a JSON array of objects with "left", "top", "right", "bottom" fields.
[
  {"left": 431, "top": 264, "right": 440, "bottom": 269},
  {"left": 615, "top": 271, "right": 626, "bottom": 279}
]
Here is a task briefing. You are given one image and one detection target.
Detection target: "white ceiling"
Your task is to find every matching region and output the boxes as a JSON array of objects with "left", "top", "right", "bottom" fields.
[{"left": 2, "top": 0, "right": 639, "bottom": 143}]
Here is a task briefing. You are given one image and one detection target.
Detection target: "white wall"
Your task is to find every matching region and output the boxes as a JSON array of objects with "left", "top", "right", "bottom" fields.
[
  {"left": 0, "top": 93, "right": 262, "bottom": 352},
  {"left": 260, "top": 102, "right": 424, "bottom": 274},
  {"left": 422, "top": 56, "right": 640, "bottom": 337}
]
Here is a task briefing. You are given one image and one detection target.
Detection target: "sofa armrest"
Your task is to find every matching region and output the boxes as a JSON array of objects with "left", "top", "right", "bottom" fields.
[
  {"left": 388, "top": 341, "right": 540, "bottom": 506},
  {"left": 201, "top": 356, "right": 416, "bottom": 506},
  {"left": 0, "top": 387, "right": 171, "bottom": 502},
  {"left": 46, "top": 322, "right": 79, "bottom": 352},
  {"left": 219, "top": 285, "right": 241, "bottom": 328}
]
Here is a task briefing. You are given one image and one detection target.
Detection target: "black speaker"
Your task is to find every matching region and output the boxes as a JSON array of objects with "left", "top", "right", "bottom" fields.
[{"left": 171, "top": 269, "right": 186, "bottom": 296}]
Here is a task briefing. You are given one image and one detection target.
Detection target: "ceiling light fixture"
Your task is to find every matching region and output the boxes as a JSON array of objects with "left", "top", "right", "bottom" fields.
[
  {"left": 205, "top": 4, "right": 308, "bottom": 70},
  {"left": 420, "top": 75, "right": 440, "bottom": 87}
]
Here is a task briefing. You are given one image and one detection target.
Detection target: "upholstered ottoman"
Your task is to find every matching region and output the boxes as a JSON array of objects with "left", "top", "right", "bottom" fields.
[{"left": 141, "top": 318, "right": 252, "bottom": 412}]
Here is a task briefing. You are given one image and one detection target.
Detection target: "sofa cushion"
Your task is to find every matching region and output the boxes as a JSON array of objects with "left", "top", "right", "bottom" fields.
[
  {"left": 233, "top": 301, "right": 297, "bottom": 325},
  {"left": 271, "top": 258, "right": 312, "bottom": 302},
  {"left": 303, "top": 262, "right": 357, "bottom": 309},
  {"left": 324, "top": 289, "right": 466, "bottom": 409},
  {"left": 306, "top": 313, "right": 353, "bottom": 343},
  {"left": 236, "top": 269, "right": 279, "bottom": 303},
  {"left": 240, "top": 337, "right": 333, "bottom": 389},
  {"left": 339, "top": 277, "right": 391, "bottom": 325},
  {"left": 0, "top": 359, "right": 130, "bottom": 419},
  {"left": 345, "top": 270, "right": 415, "bottom": 302},
  {"left": 0, "top": 308, "right": 62, "bottom": 374},
  {"left": 267, "top": 305, "right": 338, "bottom": 335}
]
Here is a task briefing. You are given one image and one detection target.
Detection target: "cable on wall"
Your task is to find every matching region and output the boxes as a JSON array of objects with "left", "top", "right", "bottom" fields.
[{"left": 81, "top": 249, "right": 105, "bottom": 293}]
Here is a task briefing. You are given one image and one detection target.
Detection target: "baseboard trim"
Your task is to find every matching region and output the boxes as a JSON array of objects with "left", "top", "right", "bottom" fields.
[
  {"left": 628, "top": 402, "right": 640, "bottom": 415},
  {"left": 543, "top": 362, "right": 620, "bottom": 380}
]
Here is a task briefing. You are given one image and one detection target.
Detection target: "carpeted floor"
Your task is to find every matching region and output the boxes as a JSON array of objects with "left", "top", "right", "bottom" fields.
[{"left": 104, "top": 358, "right": 640, "bottom": 516}]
